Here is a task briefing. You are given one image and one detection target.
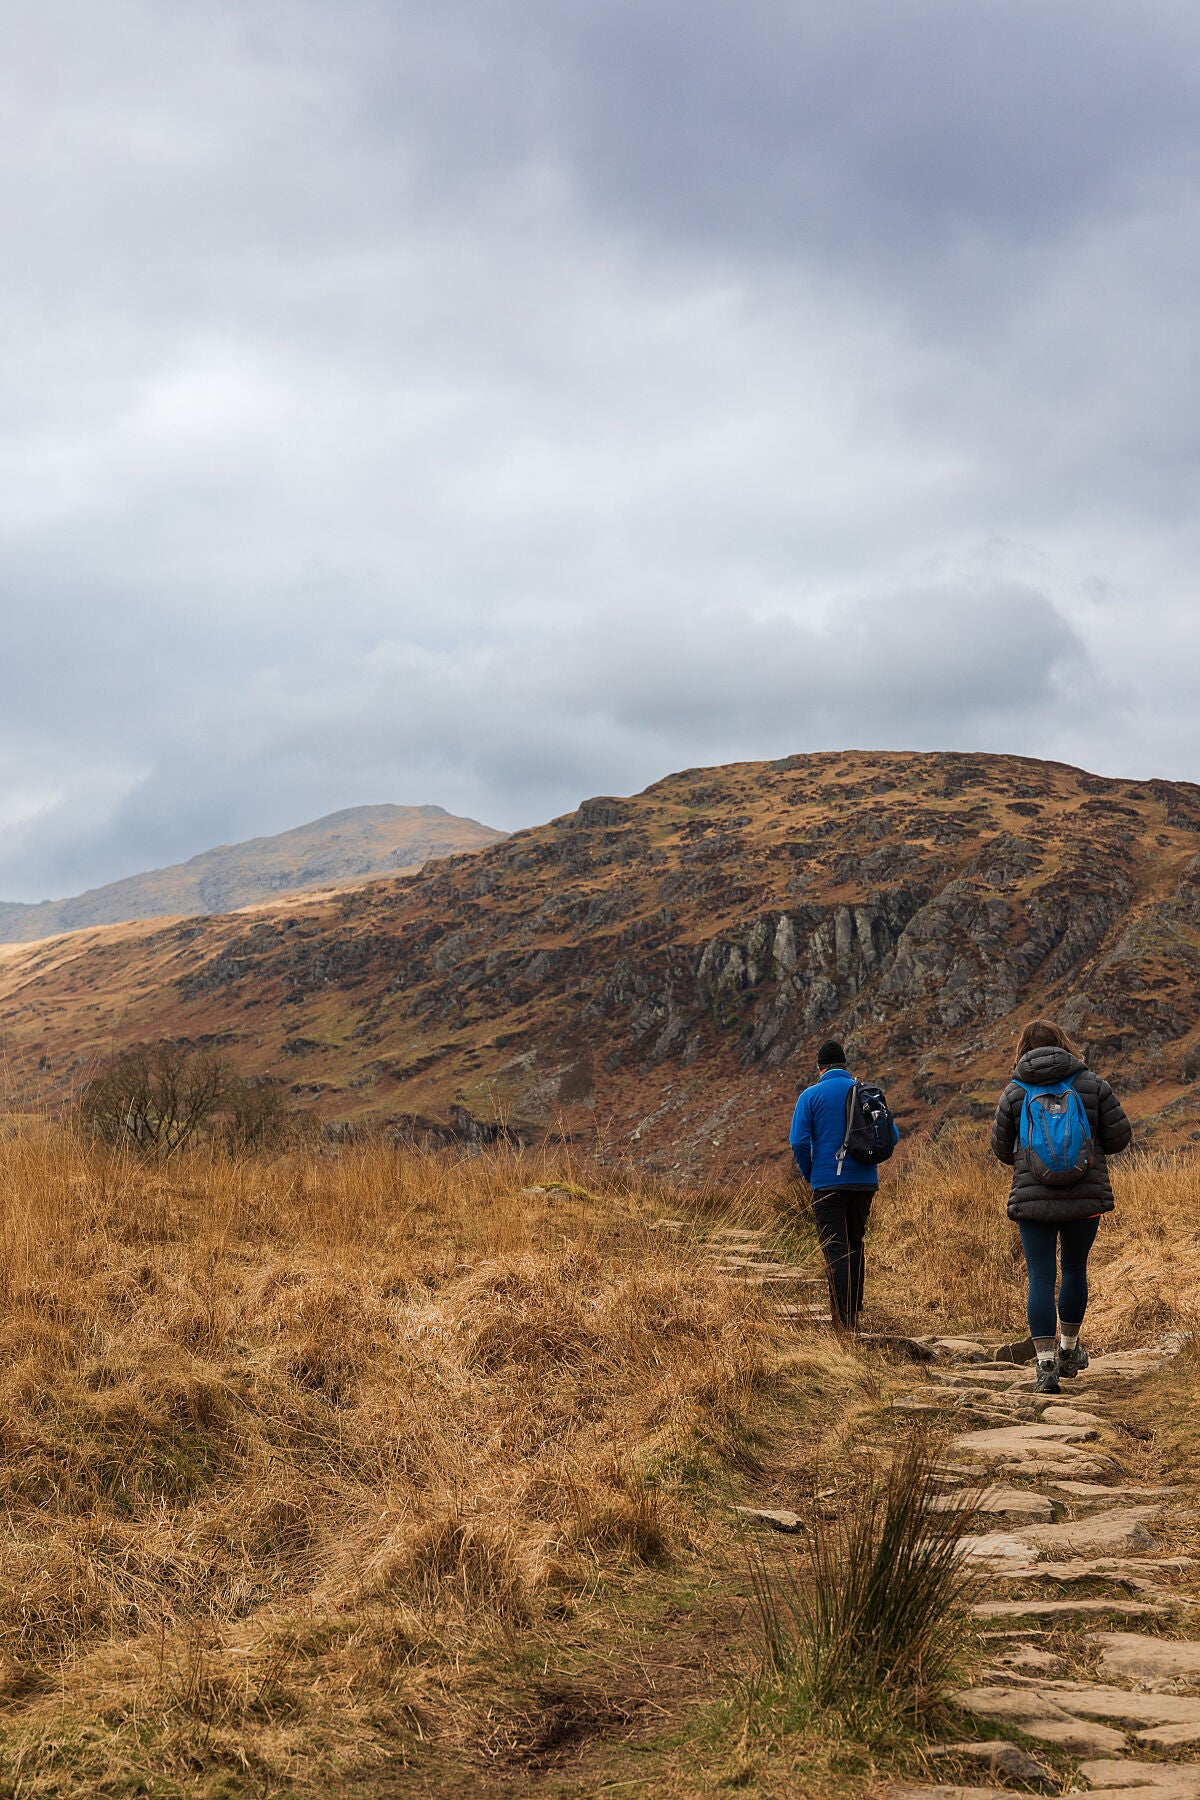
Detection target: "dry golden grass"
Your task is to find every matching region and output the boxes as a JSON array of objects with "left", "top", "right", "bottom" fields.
[
  {"left": 0, "top": 1128, "right": 841, "bottom": 1794},
  {"left": 0, "top": 1122, "right": 1195, "bottom": 1796}
]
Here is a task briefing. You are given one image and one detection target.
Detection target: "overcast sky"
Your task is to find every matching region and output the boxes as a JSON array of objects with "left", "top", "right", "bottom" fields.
[{"left": 2, "top": 1, "right": 1199, "bottom": 900}]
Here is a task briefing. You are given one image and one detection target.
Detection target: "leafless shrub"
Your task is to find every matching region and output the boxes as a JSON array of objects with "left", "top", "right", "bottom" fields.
[{"left": 78, "top": 1044, "right": 286, "bottom": 1154}]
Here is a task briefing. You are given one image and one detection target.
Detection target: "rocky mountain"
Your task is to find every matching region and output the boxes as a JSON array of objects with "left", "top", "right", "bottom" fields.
[
  {"left": 3, "top": 750, "right": 1200, "bottom": 1173},
  {"left": 0, "top": 804, "right": 506, "bottom": 943}
]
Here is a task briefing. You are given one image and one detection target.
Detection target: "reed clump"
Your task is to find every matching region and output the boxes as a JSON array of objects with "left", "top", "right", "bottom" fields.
[{"left": 744, "top": 1430, "right": 977, "bottom": 1735}]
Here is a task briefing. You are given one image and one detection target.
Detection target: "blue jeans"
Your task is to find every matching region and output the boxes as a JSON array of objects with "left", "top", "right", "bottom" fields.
[{"left": 1018, "top": 1217, "right": 1100, "bottom": 1339}]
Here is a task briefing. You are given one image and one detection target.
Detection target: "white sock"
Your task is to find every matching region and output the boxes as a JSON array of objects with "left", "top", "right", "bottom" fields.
[
  {"left": 1059, "top": 1330, "right": 1079, "bottom": 1351},
  {"left": 1036, "top": 1351, "right": 1057, "bottom": 1366}
]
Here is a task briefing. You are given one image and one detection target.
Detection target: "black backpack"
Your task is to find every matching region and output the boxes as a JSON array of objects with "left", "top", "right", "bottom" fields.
[{"left": 836, "top": 1080, "right": 896, "bottom": 1173}]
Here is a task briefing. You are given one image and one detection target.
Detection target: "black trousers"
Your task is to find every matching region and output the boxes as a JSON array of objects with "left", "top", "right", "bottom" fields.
[{"left": 811, "top": 1187, "right": 874, "bottom": 1329}]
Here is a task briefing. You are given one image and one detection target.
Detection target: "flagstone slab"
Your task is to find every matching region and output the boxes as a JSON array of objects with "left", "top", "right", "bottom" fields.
[
  {"left": 1037, "top": 1406, "right": 1109, "bottom": 1427},
  {"left": 887, "top": 1788, "right": 1009, "bottom": 1799},
  {"left": 989, "top": 1557, "right": 1193, "bottom": 1600},
  {"left": 1079, "top": 1763, "right": 1200, "bottom": 1798},
  {"left": 1137, "top": 1723, "right": 1200, "bottom": 1748},
  {"left": 972, "top": 1599, "right": 1165, "bottom": 1619},
  {"left": 932, "top": 1338, "right": 991, "bottom": 1360},
  {"left": 1018, "top": 1506, "right": 1161, "bottom": 1557},
  {"left": 1084, "top": 1789, "right": 1200, "bottom": 1800},
  {"left": 995, "top": 1456, "right": 1111, "bottom": 1478},
  {"left": 990, "top": 1644, "right": 1061, "bottom": 1674},
  {"left": 1098, "top": 1633, "right": 1200, "bottom": 1686},
  {"left": 954, "top": 1422, "right": 1099, "bottom": 1456},
  {"left": 952, "top": 1684, "right": 1077, "bottom": 1723},
  {"left": 1055, "top": 1482, "right": 1180, "bottom": 1501},
  {"left": 932, "top": 1369, "right": 1032, "bottom": 1389},
  {"left": 857, "top": 1332, "right": 940, "bottom": 1361},
  {"left": 1085, "top": 1352, "right": 1170, "bottom": 1378},
  {"left": 929, "top": 1741, "right": 1055, "bottom": 1788},
  {"left": 953, "top": 1685, "right": 1128, "bottom": 1749},
  {"left": 959, "top": 1532, "right": 1040, "bottom": 1562},
  {"left": 959, "top": 1508, "right": 1159, "bottom": 1562},
  {"left": 928, "top": 1485, "right": 1053, "bottom": 1520},
  {"left": 1033, "top": 1717, "right": 1131, "bottom": 1753},
  {"left": 1045, "top": 1682, "right": 1200, "bottom": 1727}
]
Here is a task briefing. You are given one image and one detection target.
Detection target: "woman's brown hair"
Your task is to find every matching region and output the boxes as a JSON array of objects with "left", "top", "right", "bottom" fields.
[{"left": 1016, "top": 1018, "right": 1081, "bottom": 1061}]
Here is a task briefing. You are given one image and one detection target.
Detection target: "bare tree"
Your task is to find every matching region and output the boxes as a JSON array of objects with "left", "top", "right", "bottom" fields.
[{"left": 79, "top": 1044, "right": 232, "bottom": 1155}]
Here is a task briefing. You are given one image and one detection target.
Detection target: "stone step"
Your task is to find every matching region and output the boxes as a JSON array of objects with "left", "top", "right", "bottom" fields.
[
  {"left": 710, "top": 1259, "right": 813, "bottom": 1276},
  {"left": 715, "top": 1270, "right": 825, "bottom": 1290},
  {"left": 953, "top": 1422, "right": 1100, "bottom": 1456},
  {"left": 951, "top": 1685, "right": 1128, "bottom": 1754},
  {"left": 993, "top": 1457, "right": 1113, "bottom": 1478},
  {"left": 1079, "top": 1761, "right": 1200, "bottom": 1799},
  {"left": 886, "top": 1787, "right": 1012, "bottom": 1799},
  {"left": 928, "top": 1486, "right": 1054, "bottom": 1521},
  {"left": 1054, "top": 1481, "right": 1180, "bottom": 1501},
  {"left": 972, "top": 1598, "right": 1167, "bottom": 1619},
  {"left": 988, "top": 1557, "right": 1194, "bottom": 1602},
  {"left": 929, "top": 1740, "right": 1054, "bottom": 1789},
  {"left": 960, "top": 1504, "right": 1162, "bottom": 1563},
  {"left": 1098, "top": 1632, "right": 1200, "bottom": 1686},
  {"left": 960, "top": 1680, "right": 1200, "bottom": 1738}
]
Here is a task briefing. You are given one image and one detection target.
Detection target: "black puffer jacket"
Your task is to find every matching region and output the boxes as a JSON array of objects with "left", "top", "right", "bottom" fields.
[{"left": 991, "top": 1046, "right": 1132, "bottom": 1222}]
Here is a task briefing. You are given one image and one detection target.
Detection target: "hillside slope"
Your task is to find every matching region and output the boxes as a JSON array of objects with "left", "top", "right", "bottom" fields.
[
  {"left": 0, "top": 804, "right": 506, "bottom": 942},
  {"left": 3, "top": 750, "right": 1200, "bottom": 1172}
]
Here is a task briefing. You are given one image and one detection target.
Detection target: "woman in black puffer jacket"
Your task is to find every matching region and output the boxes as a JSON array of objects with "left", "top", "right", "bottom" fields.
[{"left": 991, "top": 1018, "right": 1132, "bottom": 1393}]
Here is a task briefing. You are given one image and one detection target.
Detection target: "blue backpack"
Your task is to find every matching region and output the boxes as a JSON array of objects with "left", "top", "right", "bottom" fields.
[{"left": 1014, "top": 1075, "right": 1095, "bottom": 1187}]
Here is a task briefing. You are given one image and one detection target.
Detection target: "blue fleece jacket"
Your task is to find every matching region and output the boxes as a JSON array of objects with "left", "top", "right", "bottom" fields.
[{"left": 789, "top": 1067, "right": 898, "bottom": 1190}]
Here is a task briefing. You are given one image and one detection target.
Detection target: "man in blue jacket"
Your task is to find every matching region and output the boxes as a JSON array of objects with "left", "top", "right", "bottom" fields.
[{"left": 789, "top": 1040, "right": 897, "bottom": 1330}]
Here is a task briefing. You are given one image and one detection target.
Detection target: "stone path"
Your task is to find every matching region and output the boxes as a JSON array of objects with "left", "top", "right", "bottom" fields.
[
  {"left": 878, "top": 1332, "right": 1199, "bottom": 1799},
  {"left": 687, "top": 1225, "right": 835, "bottom": 1324}
]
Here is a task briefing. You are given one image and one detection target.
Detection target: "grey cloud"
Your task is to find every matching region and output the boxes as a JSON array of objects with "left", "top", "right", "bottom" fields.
[{"left": 1, "top": 2, "right": 1199, "bottom": 901}]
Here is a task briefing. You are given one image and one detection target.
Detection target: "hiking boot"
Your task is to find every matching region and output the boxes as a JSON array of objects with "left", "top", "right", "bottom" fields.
[
  {"left": 1034, "top": 1359, "right": 1061, "bottom": 1394},
  {"left": 1057, "top": 1343, "right": 1089, "bottom": 1379},
  {"left": 994, "top": 1335, "right": 1037, "bottom": 1365}
]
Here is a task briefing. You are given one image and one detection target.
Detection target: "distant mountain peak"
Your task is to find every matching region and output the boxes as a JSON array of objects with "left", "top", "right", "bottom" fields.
[{"left": 0, "top": 804, "right": 507, "bottom": 943}]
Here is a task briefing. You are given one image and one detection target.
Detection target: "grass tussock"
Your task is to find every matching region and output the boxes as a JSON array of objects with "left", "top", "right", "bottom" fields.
[{"left": 745, "top": 1430, "right": 977, "bottom": 1734}]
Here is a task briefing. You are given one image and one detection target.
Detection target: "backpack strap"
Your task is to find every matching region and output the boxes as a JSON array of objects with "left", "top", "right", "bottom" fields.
[{"left": 835, "top": 1080, "right": 859, "bottom": 1176}]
